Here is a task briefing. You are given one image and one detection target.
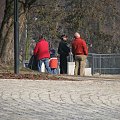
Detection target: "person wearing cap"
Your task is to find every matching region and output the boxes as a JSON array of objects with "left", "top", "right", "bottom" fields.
[
  {"left": 33, "top": 35, "right": 51, "bottom": 73},
  {"left": 58, "top": 35, "right": 70, "bottom": 74},
  {"left": 71, "top": 32, "right": 88, "bottom": 76}
]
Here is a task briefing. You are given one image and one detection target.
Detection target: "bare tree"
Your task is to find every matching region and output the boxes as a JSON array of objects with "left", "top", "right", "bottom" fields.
[{"left": 0, "top": 0, "right": 37, "bottom": 64}]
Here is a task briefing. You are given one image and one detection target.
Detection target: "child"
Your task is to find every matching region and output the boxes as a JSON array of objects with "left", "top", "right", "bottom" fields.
[{"left": 49, "top": 50, "right": 58, "bottom": 74}]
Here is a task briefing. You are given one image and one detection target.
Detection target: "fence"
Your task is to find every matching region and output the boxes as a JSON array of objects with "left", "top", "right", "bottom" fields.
[
  {"left": 68, "top": 53, "right": 120, "bottom": 75},
  {"left": 87, "top": 53, "right": 120, "bottom": 75}
]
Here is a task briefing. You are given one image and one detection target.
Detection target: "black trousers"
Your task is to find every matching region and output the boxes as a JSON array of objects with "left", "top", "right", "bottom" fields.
[{"left": 60, "top": 55, "right": 67, "bottom": 74}]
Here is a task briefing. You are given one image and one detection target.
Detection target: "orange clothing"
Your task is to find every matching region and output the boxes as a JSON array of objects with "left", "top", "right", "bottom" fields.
[{"left": 49, "top": 57, "right": 58, "bottom": 68}]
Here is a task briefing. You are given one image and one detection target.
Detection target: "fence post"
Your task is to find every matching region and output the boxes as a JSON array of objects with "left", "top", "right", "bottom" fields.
[
  {"left": 100, "top": 54, "right": 101, "bottom": 75},
  {"left": 91, "top": 54, "right": 94, "bottom": 75}
]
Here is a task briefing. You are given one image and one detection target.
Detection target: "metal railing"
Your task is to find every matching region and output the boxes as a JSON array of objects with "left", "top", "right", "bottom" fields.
[
  {"left": 87, "top": 53, "right": 120, "bottom": 75},
  {"left": 68, "top": 53, "right": 120, "bottom": 75}
]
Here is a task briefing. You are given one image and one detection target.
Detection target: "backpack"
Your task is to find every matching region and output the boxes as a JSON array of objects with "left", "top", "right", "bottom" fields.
[{"left": 28, "top": 55, "right": 38, "bottom": 70}]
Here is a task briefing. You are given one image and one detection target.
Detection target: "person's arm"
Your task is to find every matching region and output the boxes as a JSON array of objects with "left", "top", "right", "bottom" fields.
[
  {"left": 71, "top": 43, "right": 74, "bottom": 55},
  {"left": 83, "top": 41, "right": 88, "bottom": 55},
  {"left": 66, "top": 44, "right": 70, "bottom": 54},
  {"left": 71, "top": 43, "right": 75, "bottom": 61},
  {"left": 58, "top": 42, "right": 64, "bottom": 55},
  {"left": 57, "top": 43, "right": 61, "bottom": 58}
]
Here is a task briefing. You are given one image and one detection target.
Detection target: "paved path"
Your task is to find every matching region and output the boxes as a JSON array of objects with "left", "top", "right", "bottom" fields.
[{"left": 0, "top": 77, "right": 120, "bottom": 120}]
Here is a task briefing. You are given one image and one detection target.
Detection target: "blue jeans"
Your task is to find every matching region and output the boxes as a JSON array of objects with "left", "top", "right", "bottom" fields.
[
  {"left": 38, "top": 58, "right": 51, "bottom": 73},
  {"left": 51, "top": 68, "right": 58, "bottom": 74}
]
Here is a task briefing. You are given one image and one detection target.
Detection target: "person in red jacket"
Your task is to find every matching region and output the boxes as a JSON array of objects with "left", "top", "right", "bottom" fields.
[
  {"left": 34, "top": 35, "right": 51, "bottom": 73},
  {"left": 72, "top": 32, "right": 88, "bottom": 76}
]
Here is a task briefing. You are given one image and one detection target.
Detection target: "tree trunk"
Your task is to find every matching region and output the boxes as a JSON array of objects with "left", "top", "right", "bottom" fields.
[{"left": 0, "top": 0, "right": 27, "bottom": 64}]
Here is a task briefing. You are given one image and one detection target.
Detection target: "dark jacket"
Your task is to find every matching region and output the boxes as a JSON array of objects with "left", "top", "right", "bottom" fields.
[
  {"left": 58, "top": 40, "right": 70, "bottom": 56},
  {"left": 28, "top": 55, "right": 38, "bottom": 70}
]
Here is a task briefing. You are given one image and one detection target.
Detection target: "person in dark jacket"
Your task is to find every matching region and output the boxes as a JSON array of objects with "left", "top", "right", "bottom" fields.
[{"left": 58, "top": 35, "right": 70, "bottom": 74}]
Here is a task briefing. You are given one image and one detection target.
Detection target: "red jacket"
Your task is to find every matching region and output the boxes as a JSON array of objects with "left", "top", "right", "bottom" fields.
[
  {"left": 72, "top": 38, "right": 88, "bottom": 56},
  {"left": 34, "top": 39, "right": 50, "bottom": 60}
]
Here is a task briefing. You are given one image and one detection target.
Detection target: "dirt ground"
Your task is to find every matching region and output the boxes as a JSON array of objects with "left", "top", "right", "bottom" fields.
[
  {"left": 0, "top": 63, "right": 63, "bottom": 80},
  {"left": 0, "top": 63, "right": 120, "bottom": 81}
]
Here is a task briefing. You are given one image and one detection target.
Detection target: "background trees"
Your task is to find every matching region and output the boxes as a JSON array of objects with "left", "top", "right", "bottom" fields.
[
  {"left": 0, "top": 0, "right": 120, "bottom": 65},
  {"left": 27, "top": 0, "right": 120, "bottom": 53}
]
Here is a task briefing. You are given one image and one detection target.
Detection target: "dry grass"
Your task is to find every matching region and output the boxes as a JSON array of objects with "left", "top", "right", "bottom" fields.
[{"left": 0, "top": 63, "right": 67, "bottom": 80}]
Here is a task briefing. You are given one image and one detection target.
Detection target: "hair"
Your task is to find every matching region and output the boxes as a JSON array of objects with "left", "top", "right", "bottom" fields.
[
  {"left": 74, "top": 32, "right": 80, "bottom": 38},
  {"left": 61, "top": 34, "right": 68, "bottom": 39},
  {"left": 39, "top": 34, "right": 44, "bottom": 39},
  {"left": 50, "top": 49, "right": 56, "bottom": 58}
]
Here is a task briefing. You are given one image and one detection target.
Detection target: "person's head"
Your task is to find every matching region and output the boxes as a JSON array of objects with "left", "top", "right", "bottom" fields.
[
  {"left": 50, "top": 49, "right": 56, "bottom": 55},
  {"left": 61, "top": 34, "right": 68, "bottom": 41},
  {"left": 74, "top": 32, "right": 80, "bottom": 38},
  {"left": 39, "top": 34, "right": 44, "bottom": 39},
  {"left": 50, "top": 49, "right": 56, "bottom": 58}
]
